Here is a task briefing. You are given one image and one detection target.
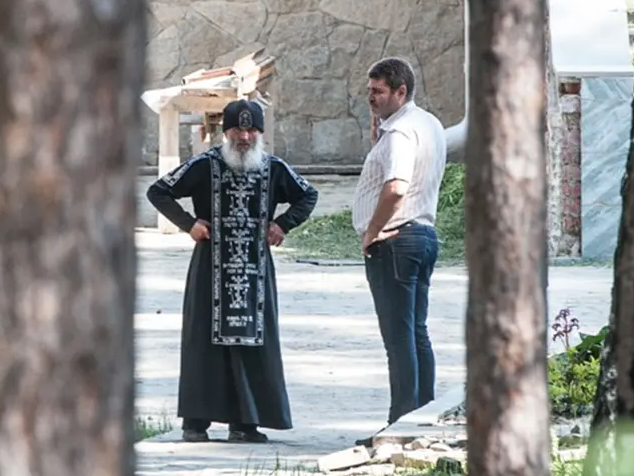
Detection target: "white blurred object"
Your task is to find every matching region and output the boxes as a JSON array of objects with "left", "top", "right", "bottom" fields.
[{"left": 141, "top": 86, "right": 183, "bottom": 114}]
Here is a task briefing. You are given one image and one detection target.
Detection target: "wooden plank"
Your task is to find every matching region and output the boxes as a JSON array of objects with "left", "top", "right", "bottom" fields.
[
  {"left": 179, "top": 113, "right": 204, "bottom": 125},
  {"left": 180, "top": 68, "right": 206, "bottom": 82},
  {"left": 234, "top": 56, "right": 275, "bottom": 96},
  {"left": 231, "top": 52, "right": 266, "bottom": 80},
  {"left": 256, "top": 76, "right": 274, "bottom": 94},
  {"left": 181, "top": 76, "right": 236, "bottom": 95},
  {"left": 255, "top": 56, "right": 275, "bottom": 70},
  {"left": 181, "top": 86, "right": 236, "bottom": 98},
  {"left": 166, "top": 95, "right": 233, "bottom": 113},
  {"left": 245, "top": 67, "right": 275, "bottom": 95},
  {"left": 157, "top": 107, "right": 181, "bottom": 234},
  {"left": 232, "top": 60, "right": 258, "bottom": 78},
  {"left": 181, "top": 67, "right": 232, "bottom": 84},
  {"left": 231, "top": 48, "right": 266, "bottom": 69}
]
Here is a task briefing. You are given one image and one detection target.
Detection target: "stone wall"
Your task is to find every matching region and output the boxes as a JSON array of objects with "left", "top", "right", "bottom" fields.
[
  {"left": 559, "top": 90, "right": 581, "bottom": 257},
  {"left": 142, "top": 0, "right": 465, "bottom": 166}
]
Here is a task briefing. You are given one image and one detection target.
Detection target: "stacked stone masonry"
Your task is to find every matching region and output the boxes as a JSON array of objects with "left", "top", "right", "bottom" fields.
[
  {"left": 559, "top": 91, "right": 582, "bottom": 256},
  {"left": 142, "top": 0, "right": 466, "bottom": 166}
]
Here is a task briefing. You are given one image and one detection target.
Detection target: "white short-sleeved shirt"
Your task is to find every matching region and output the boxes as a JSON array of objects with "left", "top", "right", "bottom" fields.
[{"left": 351, "top": 101, "right": 447, "bottom": 235}]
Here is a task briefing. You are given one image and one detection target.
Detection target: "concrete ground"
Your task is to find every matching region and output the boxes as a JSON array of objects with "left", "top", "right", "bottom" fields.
[
  {"left": 134, "top": 229, "right": 614, "bottom": 475},
  {"left": 134, "top": 172, "right": 613, "bottom": 474}
]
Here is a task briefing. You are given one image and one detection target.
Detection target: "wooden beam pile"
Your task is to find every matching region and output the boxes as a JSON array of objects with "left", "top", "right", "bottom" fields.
[
  {"left": 141, "top": 48, "right": 275, "bottom": 115},
  {"left": 145, "top": 48, "right": 277, "bottom": 233},
  {"left": 180, "top": 47, "right": 275, "bottom": 100},
  {"left": 178, "top": 48, "right": 275, "bottom": 144}
]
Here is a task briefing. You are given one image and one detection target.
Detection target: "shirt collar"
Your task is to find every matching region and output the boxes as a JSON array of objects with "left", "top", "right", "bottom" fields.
[{"left": 378, "top": 100, "right": 416, "bottom": 133}]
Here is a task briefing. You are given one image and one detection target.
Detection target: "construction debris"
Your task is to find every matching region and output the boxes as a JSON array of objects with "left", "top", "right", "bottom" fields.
[
  {"left": 140, "top": 48, "right": 276, "bottom": 233},
  {"left": 317, "top": 445, "right": 372, "bottom": 472},
  {"left": 316, "top": 428, "right": 586, "bottom": 474},
  {"left": 142, "top": 47, "right": 275, "bottom": 115}
]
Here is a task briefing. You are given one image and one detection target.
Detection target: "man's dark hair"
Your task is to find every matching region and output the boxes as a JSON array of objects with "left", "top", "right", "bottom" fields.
[{"left": 367, "top": 57, "right": 416, "bottom": 101}]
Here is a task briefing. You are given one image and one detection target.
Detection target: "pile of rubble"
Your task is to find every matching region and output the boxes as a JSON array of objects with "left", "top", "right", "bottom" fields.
[
  {"left": 318, "top": 435, "right": 467, "bottom": 475},
  {"left": 316, "top": 429, "right": 587, "bottom": 475},
  {"left": 315, "top": 386, "right": 587, "bottom": 475}
]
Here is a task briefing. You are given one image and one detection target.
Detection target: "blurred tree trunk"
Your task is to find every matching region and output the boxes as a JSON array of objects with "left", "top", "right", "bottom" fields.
[
  {"left": 583, "top": 98, "right": 634, "bottom": 476},
  {"left": 0, "top": 1, "right": 146, "bottom": 475},
  {"left": 614, "top": 111, "right": 634, "bottom": 468},
  {"left": 544, "top": 0, "right": 564, "bottom": 258},
  {"left": 464, "top": 0, "right": 550, "bottom": 475},
  {"left": 583, "top": 311, "right": 617, "bottom": 476}
]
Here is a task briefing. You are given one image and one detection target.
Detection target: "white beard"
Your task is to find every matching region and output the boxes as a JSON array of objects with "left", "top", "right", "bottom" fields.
[{"left": 221, "top": 134, "right": 265, "bottom": 173}]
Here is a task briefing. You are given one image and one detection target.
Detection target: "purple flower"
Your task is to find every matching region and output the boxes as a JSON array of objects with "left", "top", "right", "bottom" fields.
[{"left": 551, "top": 308, "right": 580, "bottom": 350}]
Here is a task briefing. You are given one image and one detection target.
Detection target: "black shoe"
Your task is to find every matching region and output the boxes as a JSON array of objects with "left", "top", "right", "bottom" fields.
[
  {"left": 182, "top": 429, "right": 209, "bottom": 442},
  {"left": 355, "top": 435, "right": 374, "bottom": 447},
  {"left": 354, "top": 423, "right": 389, "bottom": 448},
  {"left": 228, "top": 428, "right": 269, "bottom": 443}
]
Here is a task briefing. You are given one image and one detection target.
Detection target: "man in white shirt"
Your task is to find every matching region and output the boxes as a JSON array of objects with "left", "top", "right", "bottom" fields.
[{"left": 351, "top": 57, "right": 447, "bottom": 446}]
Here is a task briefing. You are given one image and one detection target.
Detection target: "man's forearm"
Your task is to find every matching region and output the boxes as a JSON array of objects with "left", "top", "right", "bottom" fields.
[
  {"left": 146, "top": 183, "right": 197, "bottom": 232},
  {"left": 274, "top": 186, "right": 318, "bottom": 233},
  {"left": 366, "top": 181, "right": 406, "bottom": 236}
]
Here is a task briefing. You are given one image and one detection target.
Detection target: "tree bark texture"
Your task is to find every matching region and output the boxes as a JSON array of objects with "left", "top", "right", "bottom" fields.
[
  {"left": 584, "top": 97, "right": 634, "bottom": 476},
  {"left": 0, "top": 1, "right": 146, "bottom": 475},
  {"left": 584, "top": 96, "right": 634, "bottom": 476},
  {"left": 613, "top": 97, "right": 634, "bottom": 460},
  {"left": 544, "top": 1, "right": 565, "bottom": 260},
  {"left": 583, "top": 308, "right": 617, "bottom": 476},
  {"left": 465, "top": 1, "right": 549, "bottom": 476}
]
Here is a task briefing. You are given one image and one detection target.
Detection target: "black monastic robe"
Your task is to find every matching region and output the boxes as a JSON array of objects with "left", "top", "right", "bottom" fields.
[{"left": 146, "top": 146, "right": 318, "bottom": 430}]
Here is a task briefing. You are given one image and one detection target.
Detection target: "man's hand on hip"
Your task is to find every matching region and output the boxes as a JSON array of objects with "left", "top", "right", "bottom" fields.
[
  {"left": 362, "top": 229, "right": 399, "bottom": 257},
  {"left": 268, "top": 222, "right": 286, "bottom": 246},
  {"left": 189, "top": 219, "right": 211, "bottom": 242}
]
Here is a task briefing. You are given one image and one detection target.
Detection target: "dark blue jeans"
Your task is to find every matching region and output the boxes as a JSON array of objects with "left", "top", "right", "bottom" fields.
[{"left": 364, "top": 222, "right": 439, "bottom": 424}]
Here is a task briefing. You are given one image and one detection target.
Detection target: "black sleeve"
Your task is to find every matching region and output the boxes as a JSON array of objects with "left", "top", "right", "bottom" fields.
[
  {"left": 146, "top": 156, "right": 207, "bottom": 233},
  {"left": 273, "top": 161, "right": 319, "bottom": 234}
]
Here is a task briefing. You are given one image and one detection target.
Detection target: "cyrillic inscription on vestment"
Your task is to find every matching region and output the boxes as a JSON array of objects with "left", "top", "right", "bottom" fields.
[{"left": 210, "top": 156, "right": 269, "bottom": 346}]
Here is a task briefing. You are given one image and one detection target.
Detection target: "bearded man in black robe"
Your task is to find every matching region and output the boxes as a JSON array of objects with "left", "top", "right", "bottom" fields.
[{"left": 146, "top": 99, "right": 319, "bottom": 443}]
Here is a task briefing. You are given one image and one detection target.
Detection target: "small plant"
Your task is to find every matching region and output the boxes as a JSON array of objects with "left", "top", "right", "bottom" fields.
[
  {"left": 558, "top": 434, "right": 589, "bottom": 449},
  {"left": 551, "top": 457, "right": 583, "bottom": 476},
  {"left": 549, "top": 354, "right": 599, "bottom": 418},
  {"left": 551, "top": 308, "right": 579, "bottom": 351},
  {"left": 547, "top": 308, "right": 602, "bottom": 419},
  {"left": 134, "top": 413, "right": 173, "bottom": 442}
]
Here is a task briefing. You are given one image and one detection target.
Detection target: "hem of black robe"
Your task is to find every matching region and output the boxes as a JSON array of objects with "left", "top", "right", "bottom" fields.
[{"left": 176, "top": 412, "right": 293, "bottom": 431}]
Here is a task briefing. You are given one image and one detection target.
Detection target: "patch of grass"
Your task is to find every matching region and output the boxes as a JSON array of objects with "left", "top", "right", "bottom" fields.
[
  {"left": 134, "top": 414, "right": 173, "bottom": 442},
  {"left": 551, "top": 458, "right": 583, "bottom": 476},
  {"left": 282, "top": 163, "right": 467, "bottom": 265},
  {"left": 558, "top": 435, "right": 589, "bottom": 449},
  {"left": 435, "top": 162, "right": 466, "bottom": 265},
  {"left": 283, "top": 208, "right": 359, "bottom": 260},
  {"left": 237, "top": 455, "right": 319, "bottom": 476},
  {"left": 245, "top": 458, "right": 584, "bottom": 476}
]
